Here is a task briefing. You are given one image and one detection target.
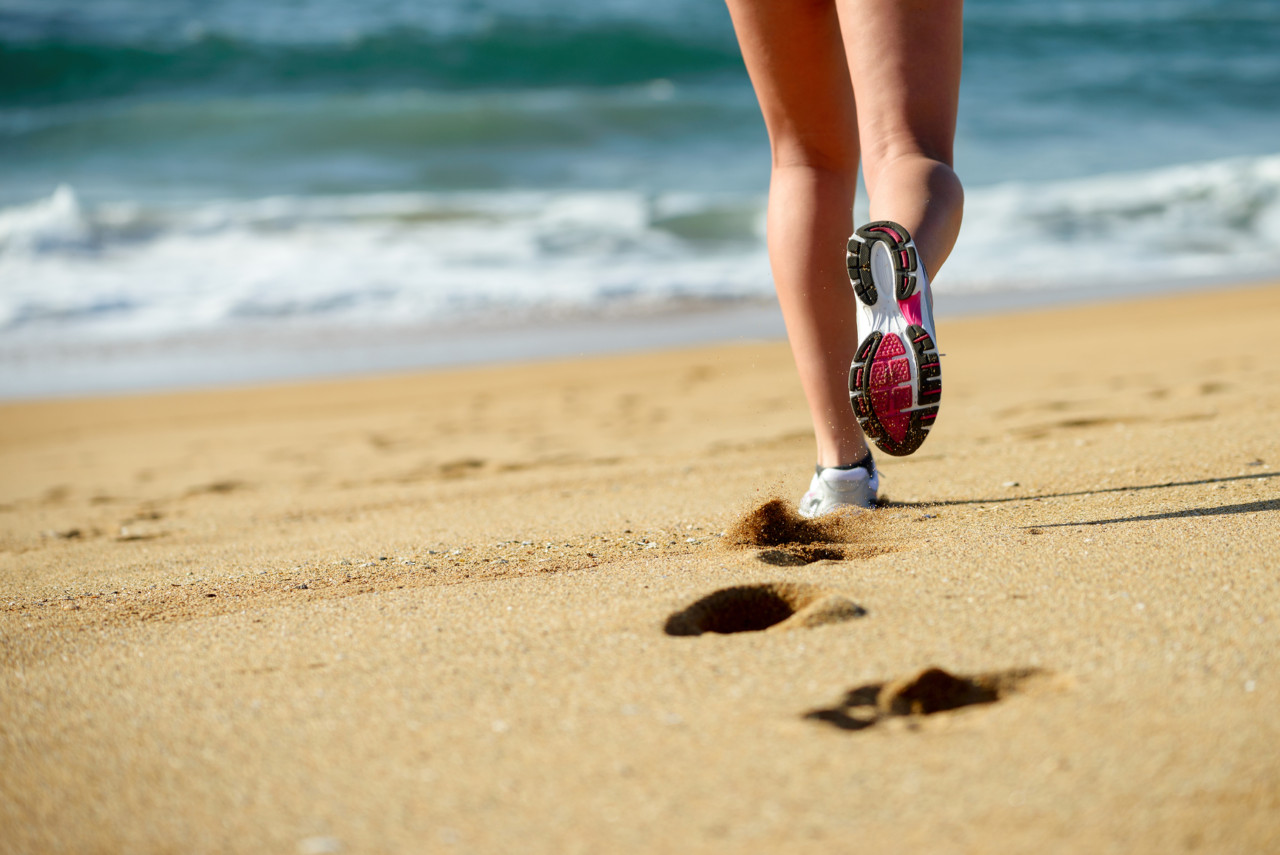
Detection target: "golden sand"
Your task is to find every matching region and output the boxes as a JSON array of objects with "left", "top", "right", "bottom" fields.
[{"left": 2, "top": 283, "right": 1278, "bottom": 853}]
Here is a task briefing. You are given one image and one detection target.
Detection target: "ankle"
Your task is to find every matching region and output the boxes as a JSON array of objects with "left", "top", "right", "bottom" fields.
[
  {"left": 816, "top": 442, "right": 872, "bottom": 470},
  {"left": 816, "top": 450, "right": 875, "bottom": 477}
]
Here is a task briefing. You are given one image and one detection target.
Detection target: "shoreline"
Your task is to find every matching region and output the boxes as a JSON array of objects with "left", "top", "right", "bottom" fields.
[{"left": 3, "top": 274, "right": 1275, "bottom": 402}]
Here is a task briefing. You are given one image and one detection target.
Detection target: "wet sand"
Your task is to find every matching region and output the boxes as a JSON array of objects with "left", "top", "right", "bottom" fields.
[{"left": 2, "top": 282, "right": 1279, "bottom": 853}]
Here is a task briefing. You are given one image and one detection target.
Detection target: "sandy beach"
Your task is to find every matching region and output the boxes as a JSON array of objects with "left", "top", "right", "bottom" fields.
[{"left": 2, "top": 282, "right": 1278, "bottom": 853}]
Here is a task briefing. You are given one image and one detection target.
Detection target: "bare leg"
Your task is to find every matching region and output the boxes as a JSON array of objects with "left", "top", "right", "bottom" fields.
[
  {"left": 838, "top": 0, "right": 964, "bottom": 276},
  {"left": 724, "top": 0, "right": 866, "bottom": 468},
  {"left": 725, "top": 0, "right": 964, "bottom": 468}
]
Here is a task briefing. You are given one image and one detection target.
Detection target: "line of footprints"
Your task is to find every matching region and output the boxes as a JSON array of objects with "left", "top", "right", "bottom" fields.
[{"left": 662, "top": 581, "right": 1046, "bottom": 732}]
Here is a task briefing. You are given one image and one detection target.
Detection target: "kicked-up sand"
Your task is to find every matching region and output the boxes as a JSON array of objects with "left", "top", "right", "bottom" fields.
[{"left": 1, "top": 283, "right": 1278, "bottom": 854}]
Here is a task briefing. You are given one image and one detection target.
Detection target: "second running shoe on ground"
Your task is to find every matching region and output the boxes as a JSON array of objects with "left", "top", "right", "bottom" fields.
[
  {"left": 846, "top": 220, "right": 941, "bottom": 457},
  {"left": 797, "top": 461, "right": 879, "bottom": 518}
]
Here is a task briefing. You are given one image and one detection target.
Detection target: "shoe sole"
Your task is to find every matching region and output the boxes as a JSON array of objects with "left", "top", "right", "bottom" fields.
[{"left": 846, "top": 221, "right": 940, "bottom": 457}]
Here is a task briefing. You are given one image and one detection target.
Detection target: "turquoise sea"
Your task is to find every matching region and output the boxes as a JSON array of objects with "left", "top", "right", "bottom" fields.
[{"left": 2, "top": 0, "right": 1279, "bottom": 394}]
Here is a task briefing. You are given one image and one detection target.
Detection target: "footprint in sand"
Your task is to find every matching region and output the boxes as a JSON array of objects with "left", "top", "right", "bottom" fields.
[
  {"left": 724, "top": 498, "right": 890, "bottom": 564},
  {"left": 754, "top": 547, "right": 845, "bottom": 566},
  {"left": 804, "top": 666, "right": 1047, "bottom": 731},
  {"left": 663, "top": 582, "right": 867, "bottom": 636}
]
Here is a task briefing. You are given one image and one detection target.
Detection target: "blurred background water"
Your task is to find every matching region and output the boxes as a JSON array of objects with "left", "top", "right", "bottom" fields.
[{"left": 2, "top": 0, "right": 1279, "bottom": 394}]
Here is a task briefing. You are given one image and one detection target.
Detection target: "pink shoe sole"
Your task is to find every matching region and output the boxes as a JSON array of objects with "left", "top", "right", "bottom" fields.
[{"left": 846, "top": 221, "right": 941, "bottom": 457}]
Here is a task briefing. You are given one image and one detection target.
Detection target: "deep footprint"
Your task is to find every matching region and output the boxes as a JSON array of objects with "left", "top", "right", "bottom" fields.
[
  {"left": 805, "top": 666, "right": 1045, "bottom": 731},
  {"left": 664, "top": 582, "right": 867, "bottom": 636},
  {"left": 725, "top": 499, "right": 888, "bottom": 564},
  {"left": 754, "top": 547, "right": 845, "bottom": 566},
  {"left": 727, "top": 499, "right": 861, "bottom": 546}
]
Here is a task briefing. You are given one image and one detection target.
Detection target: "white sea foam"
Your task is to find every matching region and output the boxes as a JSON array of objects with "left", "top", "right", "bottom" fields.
[
  {"left": 2, "top": 154, "right": 1279, "bottom": 345},
  {"left": 0, "top": 187, "right": 771, "bottom": 340},
  {"left": 948, "top": 154, "right": 1280, "bottom": 290},
  {"left": 0, "top": 185, "right": 94, "bottom": 255}
]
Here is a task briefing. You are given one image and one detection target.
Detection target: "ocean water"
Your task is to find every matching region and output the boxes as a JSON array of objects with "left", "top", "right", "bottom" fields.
[{"left": 2, "top": 0, "right": 1279, "bottom": 394}]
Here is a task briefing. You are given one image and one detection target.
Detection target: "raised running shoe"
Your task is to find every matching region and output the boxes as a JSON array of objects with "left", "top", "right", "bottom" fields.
[
  {"left": 846, "top": 220, "right": 941, "bottom": 457},
  {"left": 797, "top": 462, "right": 879, "bottom": 518}
]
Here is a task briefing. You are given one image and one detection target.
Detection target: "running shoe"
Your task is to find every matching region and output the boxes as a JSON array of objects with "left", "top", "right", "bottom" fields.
[
  {"left": 798, "top": 462, "right": 879, "bottom": 518},
  {"left": 846, "top": 220, "right": 941, "bottom": 457}
]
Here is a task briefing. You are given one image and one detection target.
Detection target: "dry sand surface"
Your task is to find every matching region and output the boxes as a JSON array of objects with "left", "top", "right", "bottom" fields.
[{"left": 2, "top": 283, "right": 1279, "bottom": 854}]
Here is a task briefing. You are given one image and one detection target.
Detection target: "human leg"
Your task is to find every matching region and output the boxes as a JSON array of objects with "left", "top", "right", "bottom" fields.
[
  {"left": 723, "top": 0, "right": 868, "bottom": 469},
  {"left": 837, "top": 0, "right": 964, "bottom": 274},
  {"left": 830, "top": 0, "right": 963, "bottom": 456}
]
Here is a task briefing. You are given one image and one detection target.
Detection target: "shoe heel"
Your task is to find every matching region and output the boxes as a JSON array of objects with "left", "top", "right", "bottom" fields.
[{"left": 854, "top": 221, "right": 919, "bottom": 301}]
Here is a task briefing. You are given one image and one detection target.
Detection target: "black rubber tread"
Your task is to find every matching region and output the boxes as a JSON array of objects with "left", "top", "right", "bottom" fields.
[
  {"left": 908, "top": 324, "right": 942, "bottom": 405},
  {"left": 852, "top": 220, "right": 919, "bottom": 302},
  {"left": 846, "top": 219, "right": 939, "bottom": 457},
  {"left": 846, "top": 236, "right": 876, "bottom": 306},
  {"left": 848, "top": 332, "right": 886, "bottom": 446},
  {"left": 900, "top": 245, "right": 920, "bottom": 299},
  {"left": 847, "top": 325, "right": 941, "bottom": 458}
]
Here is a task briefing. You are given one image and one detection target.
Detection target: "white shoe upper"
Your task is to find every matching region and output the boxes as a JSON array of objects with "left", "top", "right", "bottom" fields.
[{"left": 797, "top": 465, "right": 879, "bottom": 518}]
